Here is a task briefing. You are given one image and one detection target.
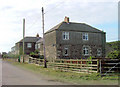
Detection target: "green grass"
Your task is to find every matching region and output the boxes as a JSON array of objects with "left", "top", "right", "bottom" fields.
[{"left": 5, "top": 59, "right": 119, "bottom": 85}]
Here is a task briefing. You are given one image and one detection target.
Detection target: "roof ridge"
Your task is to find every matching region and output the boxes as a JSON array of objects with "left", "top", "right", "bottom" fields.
[
  {"left": 70, "top": 22, "right": 103, "bottom": 32},
  {"left": 55, "top": 21, "right": 64, "bottom": 29},
  {"left": 45, "top": 21, "right": 64, "bottom": 34}
]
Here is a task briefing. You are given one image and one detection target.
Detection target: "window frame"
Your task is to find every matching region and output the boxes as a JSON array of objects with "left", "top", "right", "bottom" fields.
[
  {"left": 38, "top": 44, "right": 40, "bottom": 49},
  {"left": 35, "top": 44, "right": 37, "bottom": 49},
  {"left": 97, "top": 48, "right": 102, "bottom": 56},
  {"left": 62, "top": 32, "right": 69, "bottom": 40},
  {"left": 82, "top": 33, "right": 88, "bottom": 41},
  {"left": 27, "top": 43, "right": 32, "bottom": 48},
  {"left": 83, "top": 46, "right": 89, "bottom": 56},
  {"left": 64, "top": 47, "right": 68, "bottom": 56}
]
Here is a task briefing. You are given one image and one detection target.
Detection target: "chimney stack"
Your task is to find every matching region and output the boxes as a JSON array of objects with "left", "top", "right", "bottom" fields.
[
  {"left": 36, "top": 33, "right": 39, "bottom": 37},
  {"left": 64, "top": 16, "right": 69, "bottom": 24}
]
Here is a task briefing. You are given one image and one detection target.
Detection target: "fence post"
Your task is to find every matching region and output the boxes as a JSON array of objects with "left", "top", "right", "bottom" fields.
[
  {"left": 97, "top": 59, "right": 99, "bottom": 73},
  {"left": 77, "top": 59, "right": 78, "bottom": 68},
  {"left": 91, "top": 58, "right": 92, "bottom": 71},
  {"left": 81, "top": 58, "right": 82, "bottom": 70},
  {"left": 100, "top": 59, "right": 102, "bottom": 75}
]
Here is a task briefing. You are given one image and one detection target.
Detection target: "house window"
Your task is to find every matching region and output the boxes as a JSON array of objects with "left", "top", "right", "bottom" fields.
[
  {"left": 83, "top": 46, "right": 89, "bottom": 55},
  {"left": 27, "top": 43, "right": 32, "bottom": 48},
  {"left": 97, "top": 48, "right": 102, "bottom": 56},
  {"left": 38, "top": 44, "right": 40, "bottom": 49},
  {"left": 35, "top": 44, "right": 37, "bottom": 49},
  {"left": 62, "top": 32, "right": 69, "bottom": 40},
  {"left": 64, "top": 48, "right": 68, "bottom": 56},
  {"left": 83, "top": 33, "right": 88, "bottom": 40}
]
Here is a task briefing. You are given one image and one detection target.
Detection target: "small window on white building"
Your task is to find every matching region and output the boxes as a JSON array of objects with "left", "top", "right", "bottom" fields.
[
  {"left": 27, "top": 43, "right": 32, "bottom": 48},
  {"left": 97, "top": 48, "right": 102, "bottom": 56},
  {"left": 83, "top": 46, "right": 89, "bottom": 55},
  {"left": 83, "top": 33, "right": 88, "bottom": 40},
  {"left": 64, "top": 48, "right": 68, "bottom": 56},
  {"left": 35, "top": 44, "right": 37, "bottom": 49},
  {"left": 38, "top": 44, "right": 40, "bottom": 49},
  {"left": 62, "top": 32, "right": 69, "bottom": 40}
]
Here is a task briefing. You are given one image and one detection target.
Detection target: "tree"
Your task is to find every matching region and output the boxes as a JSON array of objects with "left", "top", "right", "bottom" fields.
[{"left": 19, "top": 46, "right": 23, "bottom": 55}]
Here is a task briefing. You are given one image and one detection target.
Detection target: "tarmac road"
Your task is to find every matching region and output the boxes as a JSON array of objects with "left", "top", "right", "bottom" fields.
[
  {"left": 2, "top": 60, "right": 69, "bottom": 85},
  {"left": 0, "top": 59, "right": 2, "bottom": 86}
]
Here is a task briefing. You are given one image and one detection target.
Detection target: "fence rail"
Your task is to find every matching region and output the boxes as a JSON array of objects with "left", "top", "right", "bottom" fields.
[
  {"left": 29, "top": 57, "right": 98, "bottom": 73},
  {"left": 28, "top": 57, "right": 119, "bottom": 75}
]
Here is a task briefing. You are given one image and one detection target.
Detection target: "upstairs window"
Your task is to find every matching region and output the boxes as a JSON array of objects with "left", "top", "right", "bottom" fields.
[
  {"left": 27, "top": 43, "right": 32, "bottom": 48},
  {"left": 62, "top": 32, "right": 69, "bottom": 40},
  {"left": 83, "top": 46, "right": 89, "bottom": 55},
  {"left": 83, "top": 33, "right": 88, "bottom": 40},
  {"left": 97, "top": 48, "right": 102, "bottom": 56}
]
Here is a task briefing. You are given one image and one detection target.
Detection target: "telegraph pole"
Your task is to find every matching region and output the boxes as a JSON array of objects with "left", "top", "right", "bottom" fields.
[
  {"left": 42, "top": 7, "right": 47, "bottom": 68},
  {"left": 23, "top": 18, "right": 25, "bottom": 63}
]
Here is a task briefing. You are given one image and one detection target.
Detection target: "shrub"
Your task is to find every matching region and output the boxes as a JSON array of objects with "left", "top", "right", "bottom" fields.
[{"left": 107, "top": 50, "right": 119, "bottom": 59}]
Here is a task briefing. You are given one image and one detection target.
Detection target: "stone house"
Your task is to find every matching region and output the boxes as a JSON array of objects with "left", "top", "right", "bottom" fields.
[
  {"left": 11, "top": 46, "right": 16, "bottom": 55},
  {"left": 35, "top": 38, "right": 43, "bottom": 55},
  {"left": 15, "top": 34, "right": 41, "bottom": 55},
  {"left": 43, "top": 17, "right": 106, "bottom": 61}
]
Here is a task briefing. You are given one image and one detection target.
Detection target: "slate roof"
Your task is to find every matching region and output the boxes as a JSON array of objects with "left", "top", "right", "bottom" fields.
[
  {"left": 18, "top": 37, "right": 41, "bottom": 43},
  {"left": 45, "top": 21, "right": 104, "bottom": 34},
  {"left": 36, "top": 38, "right": 43, "bottom": 44}
]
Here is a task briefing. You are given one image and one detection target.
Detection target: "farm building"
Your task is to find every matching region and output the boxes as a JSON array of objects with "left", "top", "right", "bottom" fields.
[
  {"left": 15, "top": 34, "right": 41, "bottom": 55},
  {"left": 39, "top": 17, "right": 106, "bottom": 61}
]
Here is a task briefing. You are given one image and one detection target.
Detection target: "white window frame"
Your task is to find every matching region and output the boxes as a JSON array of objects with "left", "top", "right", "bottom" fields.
[
  {"left": 97, "top": 48, "right": 102, "bottom": 56},
  {"left": 35, "top": 44, "right": 37, "bottom": 49},
  {"left": 27, "top": 43, "right": 32, "bottom": 48},
  {"left": 62, "top": 32, "right": 69, "bottom": 40},
  {"left": 83, "top": 33, "right": 88, "bottom": 41},
  {"left": 64, "top": 48, "right": 68, "bottom": 56},
  {"left": 38, "top": 44, "right": 40, "bottom": 49},
  {"left": 83, "top": 46, "right": 89, "bottom": 56}
]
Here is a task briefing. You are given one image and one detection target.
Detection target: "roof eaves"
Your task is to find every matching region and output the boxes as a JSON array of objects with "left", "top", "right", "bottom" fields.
[
  {"left": 83, "top": 23, "right": 103, "bottom": 33},
  {"left": 45, "top": 21, "right": 63, "bottom": 34}
]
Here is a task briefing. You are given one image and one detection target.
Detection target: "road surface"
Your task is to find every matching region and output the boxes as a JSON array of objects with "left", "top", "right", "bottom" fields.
[
  {"left": 2, "top": 60, "right": 69, "bottom": 85},
  {"left": 0, "top": 59, "right": 2, "bottom": 86}
]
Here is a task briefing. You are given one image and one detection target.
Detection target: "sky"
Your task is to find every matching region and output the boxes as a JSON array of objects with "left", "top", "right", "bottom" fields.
[{"left": 0, "top": 0, "right": 119, "bottom": 53}]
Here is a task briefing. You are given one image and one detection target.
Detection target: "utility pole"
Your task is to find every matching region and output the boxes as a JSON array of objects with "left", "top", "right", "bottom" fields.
[
  {"left": 23, "top": 18, "right": 25, "bottom": 63},
  {"left": 42, "top": 7, "right": 47, "bottom": 68}
]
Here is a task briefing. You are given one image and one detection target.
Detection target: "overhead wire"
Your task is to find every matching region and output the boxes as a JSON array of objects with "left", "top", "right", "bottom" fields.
[
  {"left": 44, "top": 1, "right": 64, "bottom": 14},
  {"left": 26, "top": 1, "right": 65, "bottom": 31}
]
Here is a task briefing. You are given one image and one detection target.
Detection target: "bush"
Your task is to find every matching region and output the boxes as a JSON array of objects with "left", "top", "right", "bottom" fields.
[
  {"left": 107, "top": 50, "right": 119, "bottom": 59},
  {"left": 3, "top": 54, "right": 19, "bottom": 58},
  {"left": 30, "top": 52, "right": 44, "bottom": 59}
]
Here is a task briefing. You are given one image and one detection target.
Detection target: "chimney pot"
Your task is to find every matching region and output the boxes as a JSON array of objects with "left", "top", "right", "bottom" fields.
[
  {"left": 64, "top": 16, "right": 69, "bottom": 24},
  {"left": 36, "top": 33, "right": 39, "bottom": 37}
]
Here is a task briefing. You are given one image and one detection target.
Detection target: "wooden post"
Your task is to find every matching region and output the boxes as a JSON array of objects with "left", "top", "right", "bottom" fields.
[
  {"left": 23, "top": 18, "right": 25, "bottom": 63},
  {"left": 42, "top": 7, "right": 47, "bottom": 68},
  {"left": 97, "top": 59, "right": 99, "bottom": 73},
  {"left": 100, "top": 59, "right": 102, "bottom": 75}
]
